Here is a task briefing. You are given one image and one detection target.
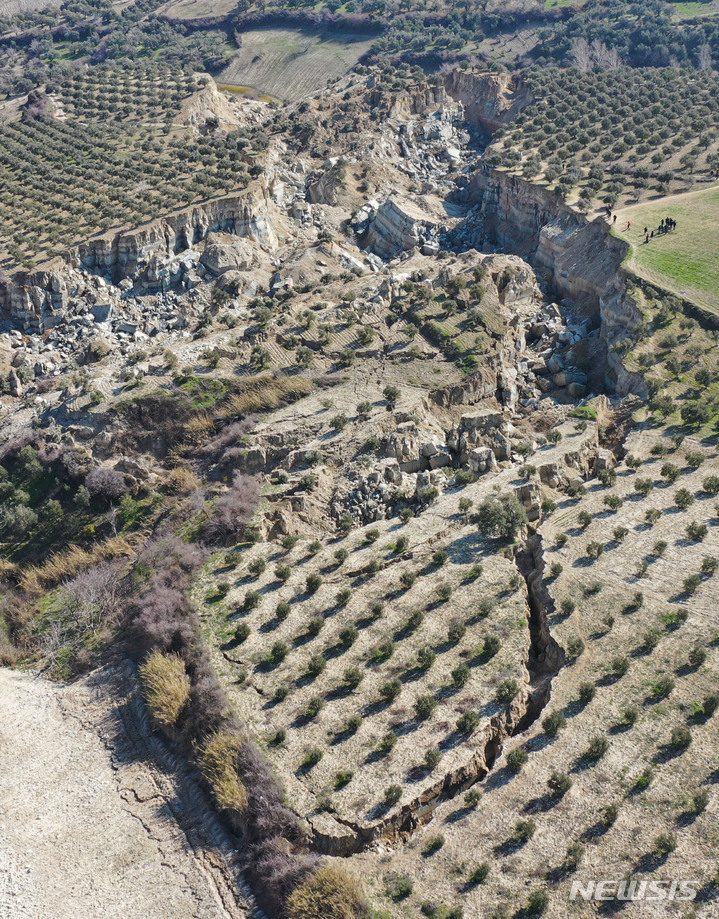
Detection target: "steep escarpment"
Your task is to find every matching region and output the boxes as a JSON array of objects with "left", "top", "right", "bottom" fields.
[
  {"left": 452, "top": 167, "right": 646, "bottom": 396},
  {"left": 0, "top": 183, "right": 278, "bottom": 330},
  {"left": 444, "top": 70, "right": 532, "bottom": 137}
]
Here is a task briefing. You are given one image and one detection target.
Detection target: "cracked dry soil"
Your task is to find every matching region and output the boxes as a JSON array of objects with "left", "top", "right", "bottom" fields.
[{"left": 0, "top": 667, "right": 250, "bottom": 919}]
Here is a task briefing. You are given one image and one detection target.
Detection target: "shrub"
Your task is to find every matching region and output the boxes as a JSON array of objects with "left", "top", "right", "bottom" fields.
[
  {"left": 506, "top": 748, "right": 528, "bottom": 773},
  {"left": 468, "top": 863, "right": 490, "bottom": 885},
  {"left": 675, "top": 487, "right": 694, "bottom": 509},
  {"left": 369, "top": 639, "right": 394, "bottom": 662},
  {"left": 267, "top": 641, "right": 288, "bottom": 665},
  {"left": 548, "top": 771, "right": 572, "bottom": 798},
  {"left": 85, "top": 466, "right": 128, "bottom": 504},
  {"left": 701, "top": 556, "right": 718, "bottom": 576},
  {"left": 549, "top": 561, "right": 563, "bottom": 578},
  {"left": 604, "top": 803, "right": 619, "bottom": 826},
  {"left": 703, "top": 475, "right": 719, "bottom": 496},
  {"left": 447, "top": 618, "right": 466, "bottom": 643},
  {"left": 304, "top": 697, "right": 323, "bottom": 720},
  {"left": 204, "top": 473, "right": 259, "bottom": 544},
  {"left": 683, "top": 574, "right": 701, "bottom": 595},
  {"left": 276, "top": 601, "right": 291, "bottom": 621},
  {"left": 243, "top": 590, "right": 261, "bottom": 611},
  {"left": 604, "top": 494, "right": 623, "bottom": 511},
  {"left": 200, "top": 731, "right": 248, "bottom": 814},
  {"left": 452, "top": 663, "right": 470, "bottom": 688},
  {"left": 464, "top": 788, "right": 482, "bottom": 808},
  {"left": 685, "top": 451, "right": 705, "bottom": 468},
  {"left": 307, "top": 655, "right": 326, "bottom": 677},
  {"left": 235, "top": 623, "right": 251, "bottom": 644},
  {"left": 432, "top": 547, "right": 449, "bottom": 566},
  {"left": 343, "top": 667, "right": 363, "bottom": 690},
  {"left": 383, "top": 384, "right": 400, "bottom": 407},
  {"left": 415, "top": 695, "right": 438, "bottom": 720},
  {"left": 483, "top": 635, "right": 501, "bottom": 658},
  {"left": 585, "top": 735, "right": 609, "bottom": 761},
  {"left": 417, "top": 646, "right": 436, "bottom": 670},
  {"left": 306, "top": 573, "right": 322, "bottom": 594},
  {"left": 423, "top": 748, "right": 442, "bottom": 770},
  {"left": 578, "top": 510, "right": 592, "bottom": 529},
  {"left": 139, "top": 650, "right": 191, "bottom": 727},
  {"left": 525, "top": 890, "right": 549, "bottom": 916},
  {"left": 386, "top": 875, "right": 412, "bottom": 900},
  {"left": 379, "top": 679, "right": 402, "bottom": 703},
  {"left": 286, "top": 864, "right": 367, "bottom": 919},
  {"left": 542, "top": 711, "right": 566, "bottom": 736},
  {"left": 566, "top": 635, "right": 585, "bottom": 659},
  {"left": 660, "top": 462, "right": 680, "bottom": 482},
  {"left": 384, "top": 784, "right": 402, "bottom": 806},
  {"left": 247, "top": 556, "right": 266, "bottom": 578},
  {"left": 435, "top": 583, "right": 453, "bottom": 603},
  {"left": 422, "top": 835, "right": 445, "bottom": 856},
  {"left": 687, "top": 521, "right": 708, "bottom": 541},
  {"left": 272, "top": 686, "right": 289, "bottom": 704},
  {"left": 670, "top": 725, "right": 692, "bottom": 749},
  {"left": 612, "top": 526, "right": 628, "bottom": 542},
  {"left": 475, "top": 493, "right": 527, "bottom": 541},
  {"left": 645, "top": 508, "right": 662, "bottom": 525},
  {"left": 578, "top": 682, "right": 595, "bottom": 704},
  {"left": 512, "top": 819, "right": 536, "bottom": 843},
  {"left": 652, "top": 833, "right": 677, "bottom": 858},
  {"left": 496, "top": 679, "right": 519, "bottom": 702},
  {"left": 457, "top": 710, "right": 480, "bottom": 734},
  {"left": 585, "top": 541, "right": 604, "bottom": 560},
  {"left": 634, "top": 477, "right": 654, "bottom": 496},
  {"left": 378, "top": 731, "right": 397, "bottom": 753},
  {"left": 651, "top": 675, "right": 675, "bottom": 699},
  {"left": 275, "top": 564, "right": 291, "bottom": 583},
  {"left": 334, "top": 547, "right": 349, "bottom": 566},
  {"left": 400, "top": 570, "right": 417, "bottom": 589}
]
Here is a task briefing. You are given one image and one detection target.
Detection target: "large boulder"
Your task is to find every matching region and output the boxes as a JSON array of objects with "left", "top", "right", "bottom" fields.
[{"left": 200, "top": 232, "right": 255, "bottom": 275}]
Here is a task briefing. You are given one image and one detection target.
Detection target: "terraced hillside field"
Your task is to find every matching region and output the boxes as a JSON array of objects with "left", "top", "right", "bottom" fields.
[{"left": 219, "top": 28, "right": 376, "bottom": 101}]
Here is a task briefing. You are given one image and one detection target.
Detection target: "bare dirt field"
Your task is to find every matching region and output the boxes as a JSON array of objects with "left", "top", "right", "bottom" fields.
[{"left": 0, "top": 667, "right": 250, "bottom": 919}]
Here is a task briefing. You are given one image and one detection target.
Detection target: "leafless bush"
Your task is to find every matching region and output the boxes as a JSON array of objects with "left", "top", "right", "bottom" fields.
[
  {"left": 204, "top": 473, "right": 259, "bottom": 544},
  {"left": 248, "top": 838, "right": 320, "bottom": 919},
  {"left": 60, "top": 562, "right": 122, "bottom": 632},
  {"left": 85, "top": 466, "right": 128, "bottom": 503},
  {"left": 200, "top": 418, "right": 256, "bottom": 458}
]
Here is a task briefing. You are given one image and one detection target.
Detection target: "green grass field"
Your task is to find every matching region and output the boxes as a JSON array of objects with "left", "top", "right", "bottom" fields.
[{"left": 617, "top": 184, "right": 719, "bottom": 317}]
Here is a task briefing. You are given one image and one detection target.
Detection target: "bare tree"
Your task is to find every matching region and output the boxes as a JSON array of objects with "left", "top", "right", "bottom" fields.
[
  {"left": 592, "top": 40, "right": 622, "bottom": 70},
  {"left": 698, "top": 45, "right": 713, "bottom": 71},
  {"left": 569, "top": 37, "right": 593, "bottom": 72}
]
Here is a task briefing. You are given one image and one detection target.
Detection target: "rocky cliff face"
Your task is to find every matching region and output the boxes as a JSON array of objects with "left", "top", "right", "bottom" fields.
[
  {"left": 0, "top": 183, "right": 278, "bottom": 330},
  {"left": 444, "top": 70, "right": 532, "bottom": 136},
  {"left": 72, "top": 183, "right": 277, "bottom": 280},
  {"left": 454, "top": 167, "right": 646, "bottom": 396}
]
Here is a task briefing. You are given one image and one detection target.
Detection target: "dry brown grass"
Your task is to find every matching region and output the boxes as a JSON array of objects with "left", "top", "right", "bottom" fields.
[
  {"left": 0, "top": 558, "right": 20, "bottom": 585},
  {"left": 139, "top": 650, "right": 192, "bottom": 727},
  {"left": 286, "top": 864, "right": 368, "bottom": 919},
  {"left": 200, "top": 730, "right": 249, "bottom": 814},
  {"left": 163, "top": 466, "right": 203, "bottom": 495},
  {"left": 20, "top": 536, "right": 138, "bottom": 595},
  {"left": 184, "top": 412, "right": 215, "bottom": 445},
  {"left": 222, "top": 374, "right": 313, "bottom": 419}
]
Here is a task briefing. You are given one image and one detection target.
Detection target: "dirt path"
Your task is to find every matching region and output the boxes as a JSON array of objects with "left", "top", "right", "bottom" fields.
[{"left": 0, "top": 666, "right": 253, "bottom": 919}]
